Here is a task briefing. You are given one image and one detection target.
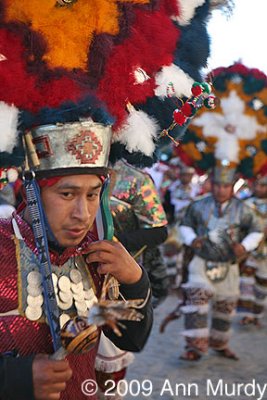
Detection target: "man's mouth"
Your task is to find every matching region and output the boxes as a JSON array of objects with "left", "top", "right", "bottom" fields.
[{"left": 65, "top": 228, "right": 87, "bottom": 238}]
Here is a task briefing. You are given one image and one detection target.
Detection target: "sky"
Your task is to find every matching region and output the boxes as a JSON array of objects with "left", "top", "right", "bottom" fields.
[{"left": 207, "top": 0, "right": 267, "bottom": 74}]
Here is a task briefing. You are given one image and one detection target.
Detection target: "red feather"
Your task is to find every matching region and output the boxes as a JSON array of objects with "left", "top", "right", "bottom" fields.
[
  {"left": 97, "top": 6, "right": 180, "bottom": 128},
  {"left": 0, "top": 28, "right": 87, "bottom": 112}
]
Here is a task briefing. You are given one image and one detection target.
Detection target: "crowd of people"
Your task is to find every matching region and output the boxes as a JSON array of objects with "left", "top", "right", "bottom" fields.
[{"left": 1, "top": 159, "right": 266, "bottom": 358}]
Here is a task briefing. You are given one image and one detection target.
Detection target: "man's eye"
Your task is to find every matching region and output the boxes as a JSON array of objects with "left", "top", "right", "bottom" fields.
[
  {"left": 61, "top": 192, "right": 73, "bottom": 198},
  {"left": 87, "top": 192, "right": 99, "bottom": 200}
]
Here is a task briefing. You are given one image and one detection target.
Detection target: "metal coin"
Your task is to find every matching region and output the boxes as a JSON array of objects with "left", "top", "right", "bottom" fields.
[
  {"left": 27, "top": 294, "right": 43, "bottom": 307},
  {"left": 27, "top": 271, "right": 42, "bottom": 286},
  {"left": 84, "top": 288, "right": 95, "bottom": 300},
  {"left": 70, "top": 269, "right": 82, "bottom": 284},
  {"left": 59, "top": 313, "right": 71, "bottom": 329},
  {"left": 59, "top": 290, "right": 73, "bottom": 304},
  {"left": 25, "top": 306, "right": 42, "bottom": 321},
  {"left": 27, "top": 284, "right": 42, "bottom": 297},
  {"left": 71, "top": 282, "right": 83, "bottom": 294},
  {"left": 56, "top": 297, "right": 73, "bottom": 311},
  {"left": 75, "top": 300, "right": 87, "bottom": 314},
  {"left": 73, "top": 291, "right": 85, "bottom": 302},
  {"left": 77, "top": 309, "right": 87, "bottom": 317},
  {"left": 52, "top": 273, "right": 58, "bottom": 287},
  {"left": 58, "top": 276, "right": 71, "bottom": 292}
]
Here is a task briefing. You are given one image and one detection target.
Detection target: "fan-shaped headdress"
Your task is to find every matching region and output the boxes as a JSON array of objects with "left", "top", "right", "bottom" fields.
[{"left": 175, "top": 63, "right": 267, "bottom": 183}]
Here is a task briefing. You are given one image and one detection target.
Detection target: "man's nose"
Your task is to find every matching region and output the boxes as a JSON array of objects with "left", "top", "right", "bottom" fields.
[{"left": 72, "top": 198, "right": 90, "bottom": 221}]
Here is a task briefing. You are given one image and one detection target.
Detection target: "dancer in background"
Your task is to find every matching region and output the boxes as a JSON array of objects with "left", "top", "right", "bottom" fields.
[
  {"left": 169, "top": 63, "right": 267, "bottom": 361},
  {"left": 180, "top": 165, "right": 262, "bottom": 360}
]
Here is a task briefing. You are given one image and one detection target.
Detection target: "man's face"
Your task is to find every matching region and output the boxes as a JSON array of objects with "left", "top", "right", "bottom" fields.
[
  {"left": 41, "top": 174, "right": 102, "bottom": 247},
  {"left": 254, "top": 182, "right": 267, "bottom": 199},
  {"left": 212, "top": 182, "right": 234, "bottom": 204},
  {"left": 180, "top": 172, "right": 193, "bottom": 185}
]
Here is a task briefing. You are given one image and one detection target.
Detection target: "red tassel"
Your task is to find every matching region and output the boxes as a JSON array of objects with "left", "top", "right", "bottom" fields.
[
  {"left": 181, "top": 102, "right": 195, "bottom": 117},
  {"left": 191, "top": 85, "right": 202, "bottom": 96},
  {"left": 173, "top": 109, "right": 187, "bottom": 125}
]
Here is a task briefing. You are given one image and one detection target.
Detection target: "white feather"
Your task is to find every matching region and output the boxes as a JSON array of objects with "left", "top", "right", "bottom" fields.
[
  {"left": 172, "top": 0, "right": 206, "bottom": 25},
  {"left": 0, "top": 102, "right": 19, "bottom": 153},
  {"left": 193, "top": 90, "right": 266, "bottom": 162},
  {"left": 155, "top": 64, "right": 194, "bottom": 99},
  {"left": 115, "top": 110, "right": 159, "bottom": 156}
]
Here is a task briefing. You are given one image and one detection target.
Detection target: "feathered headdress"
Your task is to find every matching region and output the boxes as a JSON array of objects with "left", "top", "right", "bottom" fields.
[
  {"left": 175, "top": 62, "right": 267, "bottom": 181},
  {"left": 0, "top": 0, "right": 231, "bottom": 177}
]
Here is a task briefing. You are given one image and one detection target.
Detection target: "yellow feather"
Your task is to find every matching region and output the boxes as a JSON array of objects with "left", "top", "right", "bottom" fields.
[{"left": 4, "top": 0, "right": 149, "bottom": 70}]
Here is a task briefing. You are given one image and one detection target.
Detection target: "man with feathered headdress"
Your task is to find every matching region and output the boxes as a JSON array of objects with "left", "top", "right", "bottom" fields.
[
  {"left": 0, "top": 1, "right": 157, "bottom": 398},
  {"left": 176, "top": 63, "right": 266, "bottom": 361}
]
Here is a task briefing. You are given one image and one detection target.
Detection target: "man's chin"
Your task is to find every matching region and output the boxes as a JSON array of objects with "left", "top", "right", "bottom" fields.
[{"left": 57, "top": 235, "right": 86, "bottom": 248}]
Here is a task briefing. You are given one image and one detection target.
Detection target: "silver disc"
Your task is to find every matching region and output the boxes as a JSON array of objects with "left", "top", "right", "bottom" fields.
[
  {"left": 59, "top": 290, "right": 73, "bottom": 304},
  {"left": 52, "top": 273, "right": 58, "bottom": 287},
  {"left": 25, "top": 305, "right": 42, "bottom": 321},
  {"left": 71, "top": 281, "right": 83, "bottom": 294},
  {"left": 73, "top": 291, "right": 85, "bottom": 302},
  {"left": 84, "top": 288, "right": 95, "bottom": 300},
  {"left": 27, "top": 271, "right": 42, "bottom": 286},
  {"left": 70, "top": 269, "right": 82, "bottom": 284},
  {"left": 56, "top": 297, "right": 72, "bottom": 311},
  {"left": 75, "top": 300, "right": 87, "bottom": 314},
  {"left": 27, "top": 294, "right": 44, "bottom": 307},
  {"left": 59, "top": 313, "right": 71, "bottom": 328},
  {"left": 27, "top": 284, "right": 42, "bottom": 297},
  {"left": 58, "top": 276, "right": 71, "bottom": 292}
]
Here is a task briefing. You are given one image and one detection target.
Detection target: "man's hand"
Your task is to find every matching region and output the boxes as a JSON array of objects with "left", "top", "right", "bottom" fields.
[
  {"left": 85, "top": 240, "right": 142, "bottom": 284},
  {"left": 232, "top": 243, "right": 247, "bottom": 259},
  {"left": 32, "top": 354, "right": 72, "bottom": 400},
  {"left": 191, "top": 237, "right": 204, "bottom": 249}
]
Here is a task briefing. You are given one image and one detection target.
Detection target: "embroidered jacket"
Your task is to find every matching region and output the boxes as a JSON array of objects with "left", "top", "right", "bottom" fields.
[{"left": 0, "top": 214, "right": 152, "bottom": 400}]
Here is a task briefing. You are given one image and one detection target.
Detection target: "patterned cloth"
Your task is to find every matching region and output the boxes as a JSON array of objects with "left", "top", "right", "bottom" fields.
[
  {"left": 181, "top": 195, "right": 262, "bottom": 262},
  {"left": 111, "top": 160, "right": 168, "bottom": 300},
  {"left": 0, "top": 215, "right": 103, "bottom": 400},
  {"left": 111, "top": 160, "right": 167, "bottom": 230},
  {"left": 181, "top": 256, "right": 238, "bottom": 353},
  {"left": 180, "top": 194, "right": 263, "bottom": 354}
]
